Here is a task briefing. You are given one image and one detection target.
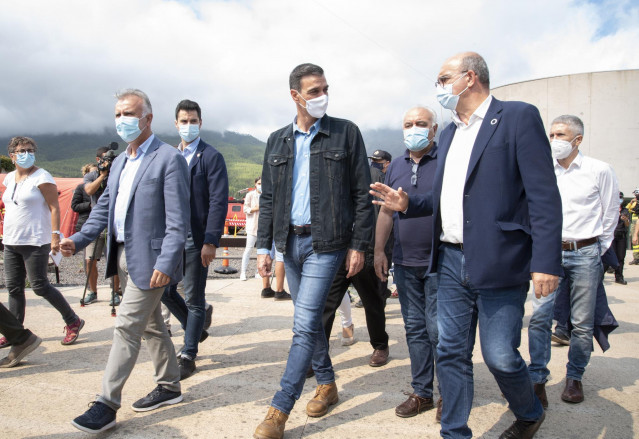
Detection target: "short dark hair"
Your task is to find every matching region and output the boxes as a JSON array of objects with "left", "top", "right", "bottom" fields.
[
  {"left": 175, "top": 99, "right": 202, "bottom": 120},
  {"left": 289, "top": 63, "right": 324, "bottom": 91},
  {"left": 96, "top": 146, "right": 109, "bottom": 157},
  {"left": 460, "top": 53, "right": 490, "bottom": 87},
  {"left": 255, "top": 177, "right": 261, "bottom": 184},
  {"left": 7, "top": 136, "right": 37, "bottom": 154}
]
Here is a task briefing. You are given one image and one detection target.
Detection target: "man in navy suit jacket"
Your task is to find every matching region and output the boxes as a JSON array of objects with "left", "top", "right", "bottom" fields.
[
  {"left": 61, "top": 89, "right": 190, "bottom": 433},
  {"left": 161, "top": 99, "right": 229, "bottom": 380},
  {"left": 371, "top": 52, "right": 562, "bottom": 439}
]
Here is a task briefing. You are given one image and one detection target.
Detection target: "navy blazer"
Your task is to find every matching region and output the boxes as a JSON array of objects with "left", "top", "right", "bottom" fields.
[
  {"left": 406, "top": 98, "right": 563, "bottom": 289},
  {"left": 186, "top": 140, "right": 228, "bottom": 249},
  {"left": 71, "top": 136, "right": 190, "bottom": 289}
]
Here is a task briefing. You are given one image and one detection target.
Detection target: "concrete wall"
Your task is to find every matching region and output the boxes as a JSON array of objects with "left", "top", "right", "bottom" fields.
[{"left": 492, "top": 70, "right": 639, "bottom": 195}]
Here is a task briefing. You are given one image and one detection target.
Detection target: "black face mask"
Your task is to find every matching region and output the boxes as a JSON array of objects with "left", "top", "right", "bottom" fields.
[{"left": 371, "top": 162, "right": 384, "bottom": 171}]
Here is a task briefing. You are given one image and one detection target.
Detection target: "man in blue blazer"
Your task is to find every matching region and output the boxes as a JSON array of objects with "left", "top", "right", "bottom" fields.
[
  {"left": 161, "top": 99, "right": 229, "bottom": 380},
  {"left": 371, "top": 52, "right": 562, "bottom": 439},
  {"left": 61, "top": 89, "right": 190, "bottom": 434}
]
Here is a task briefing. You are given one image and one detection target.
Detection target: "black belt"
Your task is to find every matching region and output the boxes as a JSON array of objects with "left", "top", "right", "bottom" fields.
[
  {"left": 290, "top": 224, "right": 312, "bottom": 235},
  {"left": 561, "top": 237, "right": 597, "bottom": 251},
  {"left": 443, "top": 242, "right": 463, "bottom": 251}
]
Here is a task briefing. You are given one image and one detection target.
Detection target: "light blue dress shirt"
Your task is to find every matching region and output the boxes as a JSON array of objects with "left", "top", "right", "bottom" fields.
[
  {"left": 179, "top": 137, "right": 200, "bottom": 166},
  {"left": 257, "top": 117, "right": 321, "bottom": 255},
  {"left": 113, "top": 134, "right": 154, "bottom": 242}
]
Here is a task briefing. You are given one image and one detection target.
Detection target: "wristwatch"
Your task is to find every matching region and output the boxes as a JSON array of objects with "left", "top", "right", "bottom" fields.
[{"left": 52, "top": 230, "right": 63, "bottom": 237}]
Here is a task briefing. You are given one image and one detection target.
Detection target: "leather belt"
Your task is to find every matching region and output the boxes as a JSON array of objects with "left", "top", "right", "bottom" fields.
[
  {"left": 443, "top": 242, "right": 464, "bottom": 251},
  {"left": 290, "top": 224, "right": 312, "bottom": 235},
  {"left": 561, "top": 237, "right": 597, "bottom": 251}
]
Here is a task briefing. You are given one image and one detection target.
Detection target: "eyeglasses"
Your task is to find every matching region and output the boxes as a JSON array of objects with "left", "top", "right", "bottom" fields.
[
  {"left": 14, "top": 149, "right": 35, "bottom": 154},
  {"left": 435, "top": 70, "right": 468, "bottom": 88},
  {"left": 411, "top": 163, "right": 418, "bottom": 186}
]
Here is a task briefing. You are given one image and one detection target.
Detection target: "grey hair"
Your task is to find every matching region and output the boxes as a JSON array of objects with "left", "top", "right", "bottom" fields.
[
  {"left": 115, "top": 88, "right": 152, "bottom": 116},
  {"left": 460, "top": 53, "right": 490, "bottom": 87},
  {"left": 289, "top": 63, "right": 324, "bottom": 91},
  {"left": 403, "top": 106, "right": 438, "bottom": 125},
  {"left": 551, "top": 115, "right": 584, "bottom": 136}
]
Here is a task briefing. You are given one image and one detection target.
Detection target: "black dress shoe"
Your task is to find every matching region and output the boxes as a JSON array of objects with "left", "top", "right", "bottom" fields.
[
  {"left": 615, "top": 277, "right": 628, "bottom": 285},
  {"left": 499, "top": 411, "right": 545, "bottom": 439},
  {"left": 179, "top": 356, "right": 196, "bottom": 380},
  {"left": 561, "top": 378, "right": 584, "bottom": 403},
  {"left": 534, "top": 383, "right": 548, "bottom": 409}
]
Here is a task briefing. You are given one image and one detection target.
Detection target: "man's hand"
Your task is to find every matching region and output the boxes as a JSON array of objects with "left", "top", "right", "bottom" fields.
[
  {"left": 257, "top": 253, "right": 273, "bottom": 278},
  {"left": 201, "top": 244, "right": 217, "bottom": 267},
  {"left": 531, "top": 272, "right": 559, "bottom": 299},
  {"left": 345, "top": 249, "right": 364, "bottom": 278},
  {"left": 150, "top": 270, "right": 170, "bottom": 288},
  {"left": 60, "top": 238, "right": 76, "bottom": 257},
  {"left": 374, "top": 248, "right": 388, "bottom": 281},
  {"left": 370, "top": 182, "right": 409, "bottom": 212}
]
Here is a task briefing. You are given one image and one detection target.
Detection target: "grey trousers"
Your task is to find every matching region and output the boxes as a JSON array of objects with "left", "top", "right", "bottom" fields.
[{"left": 97, "top": 245, "right": 180, "bottom": 411}]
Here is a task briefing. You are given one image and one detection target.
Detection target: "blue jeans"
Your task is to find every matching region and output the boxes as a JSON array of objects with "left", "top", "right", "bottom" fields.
[
  {"left": 161, "top": 236, "right": 208, "bottom": 359},
  {"left": 528, "top": 243, "right": 601, "bottom": 383},
  {"left": 270, "top": 233, "right": 346, "bottom": 415},
  {"left": 394, "top": 264, "right": 439, "bottom": 399},
  {"left": 436, "top": 244, "right": 542, "bottom": 439}
]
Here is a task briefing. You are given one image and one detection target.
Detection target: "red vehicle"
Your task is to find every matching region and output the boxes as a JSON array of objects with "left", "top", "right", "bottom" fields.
[{"left": 226, "top": 196, "right": 246, "bottom": 234}]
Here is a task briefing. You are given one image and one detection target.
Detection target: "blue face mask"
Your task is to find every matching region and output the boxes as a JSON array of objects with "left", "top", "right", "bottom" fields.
[
  {"left": 371, "top": 162, "right": 384, "bottom": 171},
  {"left": 404, "top": 126, "right": 431, "bottom": 151},
  {"left": 116, "top": 115, "right": 146, "bottom": 143},
  {"left": 179, "top": 124, "right": 200, "bottom": 143},
  {"left": 436, "top": 72, "right": 469, "bottom": 111},
  {"left": 15, "top": 152, "right": 35, "bottom": 169}
]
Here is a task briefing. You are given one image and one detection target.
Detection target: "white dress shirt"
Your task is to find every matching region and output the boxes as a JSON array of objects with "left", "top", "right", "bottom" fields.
[
  {"left": 439, "top": 95, "right": 493, "bottom": 244},
  {"left": 555, "top": 152, "right": 619, "bottom": 252},
  {"left": 113, "top": 135, "right": 154, "bottom": 242}
]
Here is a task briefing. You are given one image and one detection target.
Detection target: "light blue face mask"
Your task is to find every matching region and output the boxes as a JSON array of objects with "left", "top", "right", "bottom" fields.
[
  {"left": 436, "top": 72, "right": 469, "bottom": 111},
  {"left": 179, "top": 124, "right": 200, "bottom": 143},
  {"left": 15, "top": 152, "right": 35, "bottom": 169},
  {"left": 403, "top": 126, "right": 431, "bottom": 151},
  {"left": 115, "top": 115, "right": 145, "bottom": 143}
]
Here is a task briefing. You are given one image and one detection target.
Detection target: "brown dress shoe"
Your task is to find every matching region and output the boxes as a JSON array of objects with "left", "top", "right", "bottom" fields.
[
  {"left": 436, "top": 397, "right": 443, "bottom": 423},
  {"left": 306, "top": 382, "right": 338, "bottom": 417},
  {"left": 369, "top": 347, "right": 389, "bottom": 367},
  {"left": 561, "top": 378, "right": 584, "bottom": 403},
  {"left": 534, "top": 383, "right": 548, "bottom": 409},
  {"left": 254, "top": 406, "right": 288, "bottom": 439},
  {"left": 395, "top": 393, "right": 434, "bottom": 418}
]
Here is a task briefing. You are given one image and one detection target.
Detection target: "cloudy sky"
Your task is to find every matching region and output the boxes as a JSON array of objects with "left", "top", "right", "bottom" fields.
[{"left": 1, "top": 0, "right": 637, "bottom": 141}]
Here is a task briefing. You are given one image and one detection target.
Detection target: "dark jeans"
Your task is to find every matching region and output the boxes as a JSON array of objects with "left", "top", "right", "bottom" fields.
[
  {"left": 161, "top": 236, "right": 208, "bottom": 359},
  {"left": 394, "top": 264, "right": 439, "bottom": 399},
  {"left": 4, "top": 244, "right": 77, "bottom": 325},
  {"left": 0, "top": 302, "right": 32, "bottom": 345},
  {"left": 608, "top": 234, "right": 627, "bottom": 279},
  {"left": 322, "top": 262, "right": 389, "bottom": 350},
  {"left": 436, "top": 244, "right": 542, "bottom": 439}
]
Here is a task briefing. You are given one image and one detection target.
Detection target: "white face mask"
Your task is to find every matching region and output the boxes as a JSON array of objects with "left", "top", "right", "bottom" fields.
[
  {"left": 298, "top": 93, "right": 328, "bottom": 119},
  {"left": 550, "top": 136, "right": 578, "bottom": 160},
  {"left": 256, "top": 184, "right": 262, "bottom": 194}
]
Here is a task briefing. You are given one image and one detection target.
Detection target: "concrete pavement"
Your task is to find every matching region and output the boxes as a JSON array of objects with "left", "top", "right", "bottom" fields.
[{"left": 1, "top": 265, "right": 638, "bottom": 438}]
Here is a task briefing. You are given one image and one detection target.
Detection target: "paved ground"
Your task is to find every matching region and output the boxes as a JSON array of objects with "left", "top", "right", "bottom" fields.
[{"left": 1, "top": 263, "right": 638, "bottom": 438}]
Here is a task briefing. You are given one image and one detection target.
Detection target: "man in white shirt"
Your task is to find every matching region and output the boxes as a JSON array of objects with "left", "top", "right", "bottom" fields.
[{"left": 528, "top": 115, "right": 618, "bottom": 407}]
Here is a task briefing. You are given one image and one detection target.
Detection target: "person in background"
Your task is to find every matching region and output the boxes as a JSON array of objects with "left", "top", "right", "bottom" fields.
[
  {"left": 241, "top": 177, "right": 261, "bottom": 281},
  {"left": 609, "top": 191, "right": 630, "bottom": 285},
  {"left": 627, "top": 188, "right": 639, "bottom": 265},
  {"left": 1, "top": 136, "right": 85, "bottom": 349}
]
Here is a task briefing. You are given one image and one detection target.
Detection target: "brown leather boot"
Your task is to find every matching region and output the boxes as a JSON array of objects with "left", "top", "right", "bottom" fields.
[
  {"left": 254, "top": 406, "right": 288, "bottom": 439},
  {"left": 306, "top": 382, "right": 339, "bottom": 417},
  {"left": 534, "top": 383, "right": 548, "bottom": 409},
  {"left": 561, "top": 378, "right": 584, "bottom": 403}
]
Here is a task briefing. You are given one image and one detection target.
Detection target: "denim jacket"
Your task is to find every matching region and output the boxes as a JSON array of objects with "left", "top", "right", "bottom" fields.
[{"left": 257, "top": 115, "right": 374, "bottom": 254}]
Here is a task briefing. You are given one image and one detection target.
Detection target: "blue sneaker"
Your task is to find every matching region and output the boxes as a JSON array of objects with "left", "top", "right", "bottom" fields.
[
  {"left": 71, "top": 401, "right": 116, "bottom": 434},
  {"left": 131, "top": 385, "right": 182, "bottom": 412},
  {"left": 83, "top": 291, "right": 97, "bottom": 305},
  {"left": 109, "top": 294, "right": 121, "bottom": 307}
]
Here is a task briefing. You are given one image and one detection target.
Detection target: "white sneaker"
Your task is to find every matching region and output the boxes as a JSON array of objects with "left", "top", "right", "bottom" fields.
[{"left": 240, "top": 273, "right": 247, "bottom": 281}]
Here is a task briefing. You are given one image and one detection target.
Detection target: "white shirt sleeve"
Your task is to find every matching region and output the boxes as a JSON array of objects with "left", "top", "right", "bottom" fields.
[{"left": 598, "top": 164, "right": 619, "bottom": 252}]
